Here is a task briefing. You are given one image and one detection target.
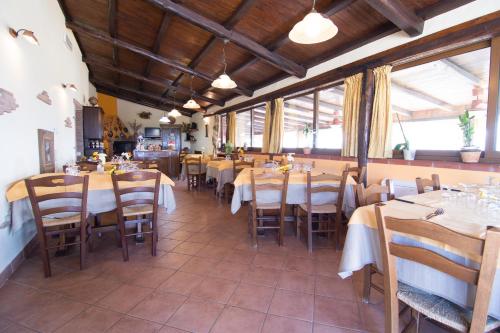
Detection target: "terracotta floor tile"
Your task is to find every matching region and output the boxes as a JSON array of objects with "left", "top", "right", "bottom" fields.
[
  {"left": 159, "top": 325, "right": 190, "bottom": 333},
  {"left": 194, "top": 245, "right": 228, "bottom": 259},
  {"left": 179, "top": 256, "right": 220, "bottom": 275},
  {"left": 97, "top": 261, "right": 148, "bottom": 283},
  {"left": 172, "top": 241, "right": 206, "bottom": 255},
  {"left": 54, "top": 306, "right": 122, "bottom": 333},
  {"left": 285, "top": 257, "right": 316, "bottom": 275},
  {"left": 241, "top": 266, "right": 281, "bottom": 287},
  {"left": 228, "top": 283, "right": 274, "bottom": 313},
  {"left": 253, "top": 253, "right": 286, "bottom": 270},
  {"left": 314, "top": 296, "right": 363, "bottom": 330},
  {"left": 187, "top": 232, "right": 217, "bottom": 244},
  {"left": 165, "top": 230, "right": 193, "bottom": 241},
  {"left": 190, "top": 276, "right": 238, "bottom": 303},
  {"left": 97, "top": 284, "right": 152, "bottom": 313},
  {"left": 57, "top": 276, "right": 120, "bottom": 304},
  {"left": 211, "top": 306, "right": 265, "bottom": 333},
  {"left": 107, "top": 316, "right": 162, "bottom": 333},
  {"left": 167, "top": 298, "right": 224, "bottom": 333},
  {"left": 224, "top": 250, "right": 256, "bottom": 265},
  {"left": 313, "top": 323, "right": 361, "bottom": 333},
  {"left": 1, "top": 322, "right": 38, "bottom": 333},
  {"left": 277, "top": 271, "right": 315, "bottom": 294},
  {"left": 0, "top": 282, "right": 45, "bottom": 321},
  {"left": 315, "top": 275, "right": 356, "bottom": 301},
  {"left": 315, "top": 260, "right": 340, "bottom": 278},
  {"left": 268, "top": 290, "right": 314, "bottom": 322},
  {"left": 128, "top": 292, "right": 187, "bottom": 324},
  {"left": 20, "top": 295, "right": 88, "bottom": 333},
  {"left": 209, "top": 261, "right": 250, "bottom": 281},
  {"left": 153, "top": 253, "right": 192, "bottom": 270},
  {"left": 157, "top": 271, "right": 204, "bottom": 295},
  {"left": 130, "top": 267, "right": 176, "bottom": 289},
  {"left": 261, "top": 315, "right": 312, "bottom": 333},
  {"left": 157, "top": 238, "right": 183, "bottom": 252}
]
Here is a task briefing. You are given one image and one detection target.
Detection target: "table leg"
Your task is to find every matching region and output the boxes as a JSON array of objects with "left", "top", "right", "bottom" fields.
[{"left": 362, "top": 264, "right": 371, "bottom": 303}]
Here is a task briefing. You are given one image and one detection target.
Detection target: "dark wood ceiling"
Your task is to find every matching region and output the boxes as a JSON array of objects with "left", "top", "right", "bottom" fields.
[{"left": 58, "top": 0, "right": 474, "bottom": 116}]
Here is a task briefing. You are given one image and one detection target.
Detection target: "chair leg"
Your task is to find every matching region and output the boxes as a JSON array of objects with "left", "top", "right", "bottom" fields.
[
  {"left": 335, "top": 212, "right": 342, "bottom": 251},
  {"left": 80, "top": 222, "right": 86, "bottom": 270},
  {"left": 151, "top": 217, "right": 158, "bottom": 257},
  {"left": 296, "top": 209, "right": 301, "bottom": 240},
  {"left": 39, "top": 231, "right": 51, "bottom": 277},
  {"left": 307, "top": 212, "right": 313, "bottom": 253},
  {"left": 252, "top": 211, "right": 258, "bottom": 247},
  {"left": 119, "top": 220, "right": 129, "bottom": 261}
]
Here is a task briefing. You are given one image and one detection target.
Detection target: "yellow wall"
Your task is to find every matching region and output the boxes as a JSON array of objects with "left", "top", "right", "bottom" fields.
[{"left": 97, "top": 93, "right": 117, "bottom": 118}]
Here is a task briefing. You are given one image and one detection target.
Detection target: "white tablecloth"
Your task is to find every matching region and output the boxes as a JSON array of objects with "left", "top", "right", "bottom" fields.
[
  {"left": 339, "top": 191, "right": 500, "bottom": 319},
  {"left": 230, "top": 168, "right": 356, "bottom": 215}
]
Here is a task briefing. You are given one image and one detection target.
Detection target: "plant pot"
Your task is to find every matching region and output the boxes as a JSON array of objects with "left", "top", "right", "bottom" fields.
[
  {"left": 460, "top": 150, "right": 481, "bottom": 163},
  {"left": 303, "top": 147, "right": 312, "bottom": 155},
  {"left": 403, "top": 149, "right": 416, "bottom": 161}
]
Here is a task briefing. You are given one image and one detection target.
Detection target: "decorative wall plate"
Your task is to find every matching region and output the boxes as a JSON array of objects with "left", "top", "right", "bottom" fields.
[
  {"left": 0, "top": 88, "right": 19, "bottom": 115},
  {"left": 138, "top": 111, "right": 152, "bottom": 119},
  {"left": 37, "top": 90, "right": 52, "bottom": 105},
  {"left": 64, "top": 117, "right": 73, "bottom": 128}
]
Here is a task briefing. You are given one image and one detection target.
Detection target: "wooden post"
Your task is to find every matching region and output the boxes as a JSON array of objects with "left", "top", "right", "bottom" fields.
[
  {"left": 485, "top": 37, "right": 500, "bottom": 161},
  {"left": 357, "top": 68, "right": 375, "bottom": 184},
  {"left": 312, "top": 91, "right": 319, "bottom": 149}
]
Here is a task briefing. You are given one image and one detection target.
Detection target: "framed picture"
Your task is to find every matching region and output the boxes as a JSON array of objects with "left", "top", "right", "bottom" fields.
[{"left": 38, "top": 129, "right": 55, "bottom": 173}]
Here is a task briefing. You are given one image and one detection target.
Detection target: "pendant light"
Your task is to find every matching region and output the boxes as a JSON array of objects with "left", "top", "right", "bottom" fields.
[
  {"left": 289, "top": 0, "right": 338, "bottom": 44},
  {"left": 168, "top": 92, "right": 182, "bottom": 117},
  {"left": 159, "top": 110, "right": 170, "bottom": 124},
  {"left": 183, "top": 75, "right": 201, "bottom": 109},
  {"left": 212, "top": 39, "right": 237, "bottom": 89}
]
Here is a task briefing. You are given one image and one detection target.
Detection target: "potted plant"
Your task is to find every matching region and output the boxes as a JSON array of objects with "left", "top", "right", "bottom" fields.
[
  {"left": 225, "top": 141, "right": 233, "bottom": 155},
  {"left": 394, "top": 114, "right": 415, "bottom": 160},
  {"left": 458, "top": 110, "right": 481, "bottom": 163},
  {"left": 302, "top": 124, "right": 315, "bottom": 154}
]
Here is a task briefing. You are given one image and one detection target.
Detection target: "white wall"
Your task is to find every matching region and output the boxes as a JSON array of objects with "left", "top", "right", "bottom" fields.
[
  {"left": 191, "top": 112, "right": 214, "bottom": 154},
  {"left": 0, "top": 0, "right": 91, "bottom": 273},
  {"left": 116, "top": 98, "right": 192, "bottom": 149}
]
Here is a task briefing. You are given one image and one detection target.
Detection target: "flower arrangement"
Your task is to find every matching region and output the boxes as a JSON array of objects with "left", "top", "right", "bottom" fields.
[
  {"left": 121, "top": 152, "right": 131, "bottom": 160},
  {"left": 92, "top": 152, "right": 99, "bottom": 161},
  {"left": 277, "top": 164, "right": 292, "bottom": 174}
]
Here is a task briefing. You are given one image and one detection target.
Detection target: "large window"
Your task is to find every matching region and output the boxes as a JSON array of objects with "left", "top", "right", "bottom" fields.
[
  {"left": 317, "top": 86, "right": 344, "bottom": 149},
  {"left": 283, "top": 93, "right": 314, "bottom": 148},
  {"left": 391, "top": 47, "right": 490, "bottom": 150},
  {"left": 252, "top": 106, "right": 266, "bottom": 148},
  {"left": 236, "top": 112, "right": 251, "bottom": 148}
]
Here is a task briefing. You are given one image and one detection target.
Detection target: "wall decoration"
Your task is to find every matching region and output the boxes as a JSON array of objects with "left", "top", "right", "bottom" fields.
[
  {"left": 103, "top": 116, "right": 131, "bottom": 155},
  {"left": 128, "top": 120, "right": 143, "bottom": 139},
  {"left": 64, "top": 117, "right": 73, "bottom": 128},
  {"left": 138, "top": 111, "right": 152, "bottom": 119},
  {"left": 0, "top": 88, "right": 19, "bottom": 115},
  {"left": 168, "top": 116, "right": 176, "bottom": 124},
  {"left": 36, "top": 90, "right": 52, "bottom": 105},
  {"left": 89, "top": 96, "right": 98, "bottom": 106},
  {"left": 38, "top": 129, "right": 55, "bottom": 173}
]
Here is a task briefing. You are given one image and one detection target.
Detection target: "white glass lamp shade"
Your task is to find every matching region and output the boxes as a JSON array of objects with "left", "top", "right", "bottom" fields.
[
  {"left": 168, "top": 108, "right": 182, "bottom": 117},
  {"left": 183, "top": 99, "right": 201, "bottom": 109},
  {"left": 289, "top": 11, "right": 338, "bottom": 44},
  {"left": 211, "top": 73, "right": 237, "bottom": 89},
  {"left": 159, "top": 115, "right": 170, "bottom": 123}
]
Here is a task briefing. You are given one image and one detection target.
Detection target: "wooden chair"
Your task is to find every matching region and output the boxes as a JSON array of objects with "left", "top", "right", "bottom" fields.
[
  {"left": 224, "top": 160, "right": 255, "bottom": 203},
  {"left": 355, "top": 180, "right": 394, "bottom": 301},
  {"left": 375, "top": 205, "right": 500, "bottom": 333},
  {"left": 112, "top": 171, "right": 161, "bottom": 261},
  {"left": 25, "top": 174, "right": 91, "bottom": 277},
  {"left": 344, "top": 164, "right": 367, "bottom": 184},
  {"left": 296, "top": 170, "right": 349, "bottom": 252},
  {"left": 139, "top": 160, "right": 160, "bottom": 170},
  {"left": 185, "top": 156, "right": 205, "bottom": 191},
  {"left": 249, "top": 170, "right": 290, "bottom": 247},
  {"left": 416, "top": 174, "right": 441, "bottom": 194}
]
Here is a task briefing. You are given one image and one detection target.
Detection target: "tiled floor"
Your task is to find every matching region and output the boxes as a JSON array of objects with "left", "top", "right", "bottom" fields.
[{"left": 0, "top": 182, "right": 449, "bottom": 333}]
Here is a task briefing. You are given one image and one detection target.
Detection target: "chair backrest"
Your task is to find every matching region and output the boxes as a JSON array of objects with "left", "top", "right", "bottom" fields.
[
  {"left": 356, "top": 179, "right": 394, "bottom": 207},
  {"left": 232, "top": 160, "right": 254, "bottom": 182},
  {"left": 139, "top": 160, "right": 159, "bottom": 170},
  {"left": 374, "top": 205, "right": 500, "bottom": 333},
  {"left": 305, "top": 170, "right": 349, "bottom": 210},
  {"left": 185, "top": 156, "right": 202, "bottom": 176},
  {"left": 416, "top": 174, "right": 441, "bottom": 194},
  {"left": 230, "top": 152, "right": 239, "bottom": 161},
  {"left": 344, "top": 163, "right": 366, "bottom": 184},
  {"left": 25, "top": 174, "right": 89, "bottom": 231},
  {"left": 111, "top": 170, "right": 161, "bottom": 219},
  {"left": 250, "top": 170, "right": 289, "bottom": 210}
]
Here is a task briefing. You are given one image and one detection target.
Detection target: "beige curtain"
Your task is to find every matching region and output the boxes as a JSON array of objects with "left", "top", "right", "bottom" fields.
[
  {"left": 268, "top": 98, "right": 284, "bottom": 153},
  {"left": 261, "top": 101, "right": 272, "bottom": 153},
  {"left": 368, "top": 65, "right": 393, "bottom": 158},
  {"left": 342, "top": 73, "right": 363, "bottom": 157},
  {"left": 228, "top": 111, "right": 237, "bottom": 146},
  {"left": 211, "top": 115, "right": 220, "bottom": 154}
]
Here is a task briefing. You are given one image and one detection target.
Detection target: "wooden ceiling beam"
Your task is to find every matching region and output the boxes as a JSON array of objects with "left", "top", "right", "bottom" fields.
[
  {"left": 84, "top": 56, "right": 224, "bottom": 106},
  {"left": 392, "top": 81, "right": 454, "bottom": 112},
  {"left": 108, "top": 0, "right": 119, "bottom": 84},
  {"left": 148, "top": 0, "right": 307, "bottom": 78},
  {"left": 66, "top": 20, "right": 253, "bottom": 97},
  {"left": 364, "top": 0, "right": 424, "bottom": 37},
  {"left": 164, "top": 0, "right": 257, "bottom": 102},
  {"left": 91, "top": 78, "right": 197, "bottom": 115},
  {"left": 440, "top": 58, "right": 482, "bottom": 85}
]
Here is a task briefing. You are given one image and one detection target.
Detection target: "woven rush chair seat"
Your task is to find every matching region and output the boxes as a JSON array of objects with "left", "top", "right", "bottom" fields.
[
  {"left": 42, "top": 213, "right": 85, "bottom": 227},
  {"left": 122, "top": 204, "right": 154, "bottom": 217},
  {"left": 298, "top": 203, "right": 337, "bottom": 214},
  {"left": 397, "top": 283, "right": 500, "bottom": 332},
  {"left": 251, "top": 202, "right": 282, "bottom": 210}
]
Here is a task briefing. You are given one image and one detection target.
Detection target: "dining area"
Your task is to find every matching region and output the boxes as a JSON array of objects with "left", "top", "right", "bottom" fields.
[{"left": 2, "top": 0, "right": 500, "bottom": 332}]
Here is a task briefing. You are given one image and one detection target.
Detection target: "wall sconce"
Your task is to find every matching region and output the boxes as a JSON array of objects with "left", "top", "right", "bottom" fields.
[
  {"left": 62, "top": 83, "right": 78, "bottom": 92},
  {"left": 203, "top": 117, "right": 209, "bottom": 137},
  {"left": 9, "top": 28, "right": 39, "bottom": 45}
]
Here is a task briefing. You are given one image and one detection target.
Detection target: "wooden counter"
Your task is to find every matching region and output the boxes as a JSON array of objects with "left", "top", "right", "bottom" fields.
[{"left": 134, "top": 150, "right": 180, "bottom": 178}]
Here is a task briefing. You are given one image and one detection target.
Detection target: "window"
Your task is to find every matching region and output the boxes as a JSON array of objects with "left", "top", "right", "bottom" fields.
[
  {"left": 391, "top": 47, "right": 490, "bottom": 151},
  {"left": 283, "top": 93, "right": 314, "bottom": 148},
  {"left": 252, "top": 106, "right": 266, "bottom": 148},
  {"left": 317, "top": 86, "right": 344, "bottom": 149},
  {"left": 220, "top": 115, "right": 227, "bottom": 146},
  {"left": 236, "top": 112, "right": 251, "bottom": 148}
]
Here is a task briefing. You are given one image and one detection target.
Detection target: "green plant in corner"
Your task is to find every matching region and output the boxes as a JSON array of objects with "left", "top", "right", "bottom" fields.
[
  {"left": 394, "top": 114, "right": 410, "bottom": 151},
  {"left": 458, "top": 110, "right": 475, "bottom": 149},
  {"left": 225, "top": 141, "right": 233, "bottom": 155}
]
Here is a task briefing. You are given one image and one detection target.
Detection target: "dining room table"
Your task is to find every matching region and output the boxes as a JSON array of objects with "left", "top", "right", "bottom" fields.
[
  {"left": 5, "top": 170, "right": 176, "bottom": 232},
  {"left": 230, "top": 167, "right": 357, "bottom": 216},
  {"left": 339, "top": 189, "right": 500, "bottom": 319}
]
